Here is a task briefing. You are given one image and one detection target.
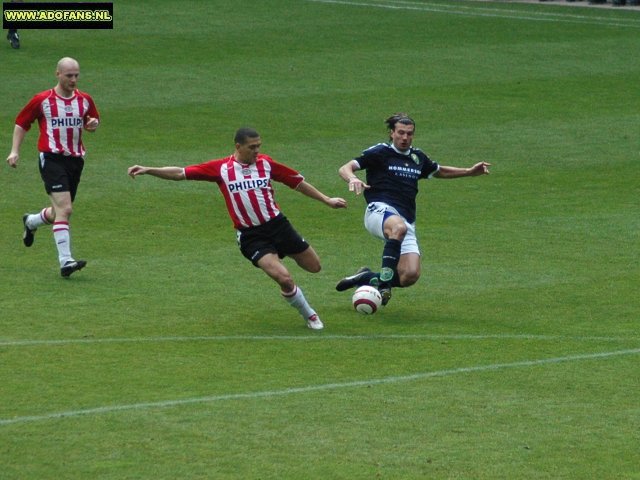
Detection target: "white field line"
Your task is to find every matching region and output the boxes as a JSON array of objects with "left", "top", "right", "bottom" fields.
[
  {"left": 1, "top": 333, "right": 639, "bottom": 347},
  {"left": 1, "top": 347, "right": 639, "bottom": 426},
  {"left": 306, "top": 0, "right": 640, "bottom": 28}
]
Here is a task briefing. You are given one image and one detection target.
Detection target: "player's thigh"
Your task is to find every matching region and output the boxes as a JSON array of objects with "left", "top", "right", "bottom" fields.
[
  {"left": 364, "top": 202, "right": 388, "bottom": 240},
  {"left": 365, "top": 202, "right": 406, "bottom": 240},
  {"left": 290, "top": 245, "right": 321, "bottom": 273}
]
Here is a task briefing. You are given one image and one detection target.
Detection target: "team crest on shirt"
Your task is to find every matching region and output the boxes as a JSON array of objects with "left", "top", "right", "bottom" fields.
[
  {"left": 241, "top": 168, "right": 252, "bottom": 176},
  {"left": 410, "top": 153, "right": 419, "bottom": 164},
  {"left": 64, "top": 105, "right": 74, "bottom": 113}
]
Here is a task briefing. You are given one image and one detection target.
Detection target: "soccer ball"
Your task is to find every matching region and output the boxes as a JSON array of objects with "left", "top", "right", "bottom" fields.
[{"left": 352, "top": 285, "right": 382, "bottom": 315}]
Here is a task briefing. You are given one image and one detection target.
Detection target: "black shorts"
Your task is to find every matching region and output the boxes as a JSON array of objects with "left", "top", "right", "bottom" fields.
[
  {"left": 38, "top": 152, "right": 84, "bottom": 201},
  {"left": 237, "top": 214, "right": 310, "bottom": 267}
]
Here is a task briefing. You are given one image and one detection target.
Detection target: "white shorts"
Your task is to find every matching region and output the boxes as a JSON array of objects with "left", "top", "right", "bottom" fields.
[{"left": 363, "top": 202, "right": 420, "bottom": 256}]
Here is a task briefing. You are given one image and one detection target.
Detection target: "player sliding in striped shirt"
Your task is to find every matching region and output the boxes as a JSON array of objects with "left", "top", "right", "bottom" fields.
[{"left": 128, "top": 127, "right": 347, "bottom": 330}]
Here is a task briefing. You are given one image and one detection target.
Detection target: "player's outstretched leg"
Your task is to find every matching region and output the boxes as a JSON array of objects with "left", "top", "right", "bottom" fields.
[{"left": 335, "top": 267, "right": 376, "bottom": 291}]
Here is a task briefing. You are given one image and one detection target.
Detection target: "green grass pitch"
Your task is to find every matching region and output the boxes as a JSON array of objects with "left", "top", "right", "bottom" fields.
[{"left": 1, "top": 1, "right": 639, "bottom": 478}]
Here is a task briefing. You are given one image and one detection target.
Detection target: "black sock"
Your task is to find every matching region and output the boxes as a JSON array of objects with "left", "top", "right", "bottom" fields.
[{"left": 380, "top": 238, "right": 402, "bottom": 284}]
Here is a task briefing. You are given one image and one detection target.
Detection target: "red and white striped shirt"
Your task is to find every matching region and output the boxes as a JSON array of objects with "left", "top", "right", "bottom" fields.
[
  {"left": 184, "top": 154, "right": 304, "bottom": 229},
  {"left": 15, "top": 88, "right": 100, "bottom": 157}
]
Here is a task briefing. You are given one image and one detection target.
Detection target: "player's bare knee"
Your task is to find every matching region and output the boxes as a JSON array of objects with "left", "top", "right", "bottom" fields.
[
  {"left": 400, "top": 270, "right": 420, "bottom": 287},
  {"left": 54, "top": 205, "right": 73, "bottom": 220},
  {"left": 385, "top": 223, "right": 407, "bottom": 240},
  {"left": 307, "top": 261, "right": 321, "bottom": 274},
  {"left": 395, "top": 223, "right": 408, "bottom": 237}
]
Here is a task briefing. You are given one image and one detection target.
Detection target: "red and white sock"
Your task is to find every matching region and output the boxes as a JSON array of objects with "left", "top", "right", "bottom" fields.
[
  {"left": 25, "top": 207, "right": 52, "bottom": 230},
  {"left": 53, "top": 221, "right": 73, "bottom": 266},
  {"left": 281, "top": 285, "right": 316, "bottom": 320}
]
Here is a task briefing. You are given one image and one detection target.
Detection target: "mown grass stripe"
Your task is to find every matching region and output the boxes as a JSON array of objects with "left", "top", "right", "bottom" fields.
[{"left": 2, "top": 347, "right": 638, "bottom": 426}]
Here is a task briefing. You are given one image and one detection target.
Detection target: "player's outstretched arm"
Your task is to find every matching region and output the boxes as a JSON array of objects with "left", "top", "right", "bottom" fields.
[
  {"left": 295, "top": 180, "right": 347, "bottom": 209},
  {"left": 435, "top": 162, "right": 491, "bottom": 179},
  {"left": 128, "top": 165, "right": 186, "bottom": 181}
]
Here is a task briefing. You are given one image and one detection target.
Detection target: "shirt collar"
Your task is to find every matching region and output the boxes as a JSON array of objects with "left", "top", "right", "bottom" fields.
[{"left": 388, "top": 143, "right": 411, "bottom": 156}]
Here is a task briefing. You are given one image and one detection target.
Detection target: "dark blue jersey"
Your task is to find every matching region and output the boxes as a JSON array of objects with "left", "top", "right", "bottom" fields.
[{"left": 354, "top": 142, "right": 439, "bottom": 223}]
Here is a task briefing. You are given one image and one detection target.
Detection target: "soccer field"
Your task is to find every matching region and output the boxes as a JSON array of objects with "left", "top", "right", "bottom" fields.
[{"left": 1, "top": 1, "right": 639, "bottom": 478}]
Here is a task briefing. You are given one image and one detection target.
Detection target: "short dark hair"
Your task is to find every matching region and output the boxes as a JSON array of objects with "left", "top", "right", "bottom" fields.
[
  {"left": 234, "top": 127, "right": 260, "bottom": 145},
  {"left": 385, "top": 113, "right": 415, "bottom": 131}
]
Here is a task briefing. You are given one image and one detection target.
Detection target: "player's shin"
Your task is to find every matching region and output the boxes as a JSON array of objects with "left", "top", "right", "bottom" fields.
[
  {"left": 380, "top": 238, "right": 402, "bottom": 285},
  {"left": 53, "top": 221, "right": 73, "bottom": 266},
  {"left": 281, "top": 285, "right": 316, "bottom": 319}
]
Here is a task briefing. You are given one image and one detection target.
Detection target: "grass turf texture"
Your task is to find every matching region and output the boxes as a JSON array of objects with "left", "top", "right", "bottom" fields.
[{"left": 1, "top": 0, "right": 639, "bottom": 478}]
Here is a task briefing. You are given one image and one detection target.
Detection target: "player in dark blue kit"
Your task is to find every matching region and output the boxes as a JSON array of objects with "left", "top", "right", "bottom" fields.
[{"left": 336, "top": 113, "right": 490, "bottom": 305}]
